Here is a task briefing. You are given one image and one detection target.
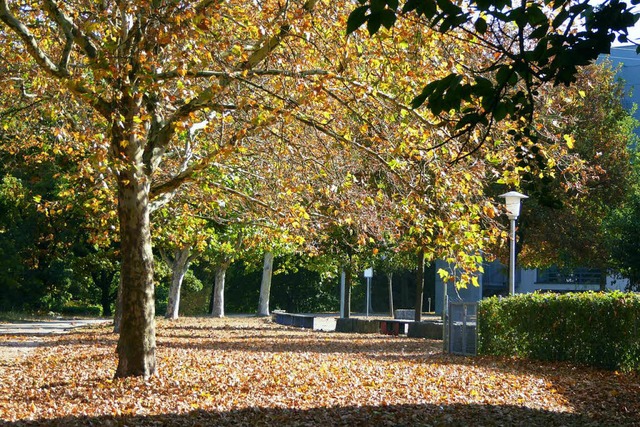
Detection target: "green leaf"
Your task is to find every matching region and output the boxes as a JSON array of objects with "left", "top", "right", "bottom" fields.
[
  {"left": 473, "top": 77, "right": 494, "bottom": 97},
  {"left": 386, "top": 0, "right": 399, "bottom": 10},
  {"left": 474, "top": 17, "right": 487, "bottom": 34},
  {"left": 455, "top": 112, "right": 481, "bottom": 130},
  {"left": 495, "top": 65, "right": 513, "bottom": 87},
  {"left": 371, "top": 0, "right": 387, "bottom": 12},
  {"left": 367, "top": 14, "right": 382, "bottom": 35},
  {"left": 411, "top": 80, "right": 439, "bottom": 109},
  {"left": 380, "top": 9, "right": 397, "bottom": 29},
  {"left": 493, "top": 101, "right": 508, "bottom": 121},
  {"left": 403, "top": 0, "right": 437, "bottom": 17},
  {"left": 347, "top": 6, "right": 369, "bottom": 35}
]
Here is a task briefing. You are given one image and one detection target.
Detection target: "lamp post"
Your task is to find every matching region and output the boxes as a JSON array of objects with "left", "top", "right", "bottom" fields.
[
  {"left": 364, "top": 267, "right": 373, "bottom": 317},
  {"left": 499, "top": 191, "right": 528, "bottom": 295}
]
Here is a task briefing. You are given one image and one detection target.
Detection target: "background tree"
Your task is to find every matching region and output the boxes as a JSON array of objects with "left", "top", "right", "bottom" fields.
[
  {"left": 604, "top": 145, "right": 640, "bottom": 289},
  {"left": 510, "top": 62, "right": 637, "bottom": 289}
]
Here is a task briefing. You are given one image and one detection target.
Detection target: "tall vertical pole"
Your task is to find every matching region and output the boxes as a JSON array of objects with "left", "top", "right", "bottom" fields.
[
  {"left": 366, "top": 277, "right": 371, "bottom": 317},
  {"left": 500, "top": 191, "right": 527, "bottom": 296},
  {"left": 509, "top": 217, "right": 516, "bottom": 295},
  {"left": 387, "top": 273, "right": 394, "bottom": 317},
  {"left": 340, "top": 269, "right": 346, "bottom": 318}
]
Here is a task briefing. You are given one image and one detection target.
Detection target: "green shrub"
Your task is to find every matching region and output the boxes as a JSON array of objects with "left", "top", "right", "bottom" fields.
[
  {"left": 59, "top": 302, "right": 103, "bottom": 317},
  {"left": 478, "top": 291, "right": 640, "bottom": 371}
]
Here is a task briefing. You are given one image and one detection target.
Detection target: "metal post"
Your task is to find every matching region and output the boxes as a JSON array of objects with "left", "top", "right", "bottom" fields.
[
  {"left": 509, "top": 217, "right": 516, "bottom": 295},
  {"left": 366, "top": 277, "right": 371, "bottom": 317},
  {"left": 340, "top": 270, "right": 345, "bottom": 318}
]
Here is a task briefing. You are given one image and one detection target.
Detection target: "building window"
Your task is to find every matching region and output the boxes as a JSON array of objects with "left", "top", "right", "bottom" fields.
[{"left": 536, "top": 266, "right": 602, "bottom": 285}]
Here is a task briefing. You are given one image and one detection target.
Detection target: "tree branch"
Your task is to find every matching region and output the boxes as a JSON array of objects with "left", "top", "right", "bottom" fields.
[
  {"left": 0, "top": 1, "right": 66, "bottom": 78},
  {"left": 42, "top": 0, "right": 99, "bottom": 67}
]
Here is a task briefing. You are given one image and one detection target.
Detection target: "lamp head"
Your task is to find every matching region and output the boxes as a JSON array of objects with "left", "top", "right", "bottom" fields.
[{"left": 499, "top": 191, "right": 528, "bottom": 219}]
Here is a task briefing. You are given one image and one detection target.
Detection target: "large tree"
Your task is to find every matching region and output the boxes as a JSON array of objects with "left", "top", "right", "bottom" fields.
[
  {"left": 0, "top": 0, "right": 355, "bottom": 378},
  {"left": 2, "top": 0, "right": 635, "bottom": 379}
]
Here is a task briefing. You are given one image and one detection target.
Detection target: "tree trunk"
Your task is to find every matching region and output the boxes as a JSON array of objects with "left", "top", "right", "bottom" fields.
[
  {"left": 400, "top": 273, "right": 409, "bottom": 308},
  {"left": 164, "top": 246, "right": 192, "bottom": 320},
  {"left": 343, "top": 263, "right": 352, "bottom": 319},
  {"left": 257, "top": 251, "right": 274, "bottom": 316},
  {"left": 113, "top": 275, "right": 123, "bottom": 333},
  {"left": 95, "top": 270, "right": 115, "bottom": 317},
  {"left": 114, "top": 170, "right": 156, "bottom": 379},
  {"left": 415, "top": 248, "right": 425, "bottom": 322},
  {"left": 387, "top": 272, "right": 394, "bottom": 317},
  {"left": 210, "top": 264, "right": 228, "bottom": 318},
  {"left": 100, "top": 280, "right": 112, "bottom": 317}
]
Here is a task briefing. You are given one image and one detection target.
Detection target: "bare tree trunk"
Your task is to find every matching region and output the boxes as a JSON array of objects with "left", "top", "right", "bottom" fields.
[
  {"left": 257, "top": 251, "right": 274, "bottom": 316},
  {"left": 164, "top": 246, "right": 192, "bottom": 320},
  {"left": 387, "top": 272, "right": 394, "bottom": 317},
  {"left": 94, "top": 269, "right": 116, "bottom": 317},
  {"left": 114, "top": 171, "right": 156, "bottom": 379},
  {"left": 210, "top": 264, "right": 228, "bottom": 318},
  {"left": 415, "top": 248, "right": 425, "bottom": 322}
]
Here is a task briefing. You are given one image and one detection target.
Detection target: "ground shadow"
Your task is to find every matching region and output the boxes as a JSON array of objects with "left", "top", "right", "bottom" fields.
[
  {"left": 2, "top": 402, "right": 613, "bottom": 426},
  {"left": 158, "top": 332, "right": 442, "bottom": 360},
  {"left": 4, "top": 321, "right": 638, "bottom": 425}
]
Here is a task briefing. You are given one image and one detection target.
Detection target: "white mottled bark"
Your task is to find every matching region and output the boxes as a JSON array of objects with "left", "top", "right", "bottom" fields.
[
  {"left": 257, "top": 251, "right": 274, "bottom": 316},
  {"left": 164, "top": 246, "right": 192, "bottom": 320},
  {"left": 211, "top": 266, "right": 227, "bottom": 318}
]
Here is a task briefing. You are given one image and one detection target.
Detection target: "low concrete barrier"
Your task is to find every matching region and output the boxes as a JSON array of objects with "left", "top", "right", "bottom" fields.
[
  {"left": 273, "top": 312, "right": 315, "bottom": 329},
  {"left": 335, "top": 318, "right": 380, "bottom": 334},
  {"left": 408, "top": 321, "right": 443, "bottom": 339}
]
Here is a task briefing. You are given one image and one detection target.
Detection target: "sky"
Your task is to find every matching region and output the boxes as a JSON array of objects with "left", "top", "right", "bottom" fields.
[{"left": 598, "top": 1, "right": 640, "bottom": 46}]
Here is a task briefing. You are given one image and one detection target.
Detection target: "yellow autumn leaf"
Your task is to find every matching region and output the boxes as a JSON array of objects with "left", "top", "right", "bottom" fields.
[{"left": 563, "top": 134, "right": 575, "bottom": 149}]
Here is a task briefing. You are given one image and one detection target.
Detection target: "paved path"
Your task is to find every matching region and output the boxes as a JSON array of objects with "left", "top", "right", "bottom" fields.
[
  {"left": 0, "top": 318, "right": 111, "bottom": 335},
  {"left": 0, "top": 319, "right": 112, "bottom": 362}
]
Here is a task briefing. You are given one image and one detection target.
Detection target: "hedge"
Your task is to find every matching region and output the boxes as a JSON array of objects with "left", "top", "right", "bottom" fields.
[{"left": 478, "top": 291, "right": 640, "bottom": 371}]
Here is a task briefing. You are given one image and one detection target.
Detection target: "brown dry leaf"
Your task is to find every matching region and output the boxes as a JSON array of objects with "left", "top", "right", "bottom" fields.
[{"left": 0, "top": 317, "right": 638, "bottom": 426}]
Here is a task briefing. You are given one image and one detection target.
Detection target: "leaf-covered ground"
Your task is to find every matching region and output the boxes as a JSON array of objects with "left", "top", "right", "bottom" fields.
[{"left": 1, "top": 317, "right": 639, "bottom": 426}]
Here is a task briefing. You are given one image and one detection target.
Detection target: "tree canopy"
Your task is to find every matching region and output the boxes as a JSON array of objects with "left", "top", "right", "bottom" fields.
[{"left": 1, "top": 0, "right": 638, "bottom": 379}]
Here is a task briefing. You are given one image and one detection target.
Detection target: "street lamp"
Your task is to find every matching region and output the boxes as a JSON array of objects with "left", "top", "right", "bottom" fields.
[
  {"left": 364, "top": 267, "right": 373, "bottom": 317},
  {"left": 499, "top": 191, "right": 528, "bottom": 295}
]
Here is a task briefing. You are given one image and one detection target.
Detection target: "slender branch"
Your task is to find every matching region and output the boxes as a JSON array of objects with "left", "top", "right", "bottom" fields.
[
  {"left": 241, "top": 25, "right": 291, "bottom": 70},
  {"left": 0, "top": 97, "right": 47, "bottom": 119},
  {"left": 208, "top": 181, "right": 275, "bottom": 211},
  {"left": 42, "top": 0, "right": 98, "bottom": 64},
  {"left": 155, "top": 68, "right": 332, "bottom": 81},
  {"left": 150, "top": 158, "right": 213, "bottom": 200},
  {"left": 145, "top": 0, "right": 319, "bottom": 181},
  {"left": 0, "top": 1, "right": 66, "bottom": 78},
  {"left": 290, "top": 112, "right": 410, "bottom": 190},
  {"left": 0, "top": 2, "right": 112, "bottom": 118}
]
